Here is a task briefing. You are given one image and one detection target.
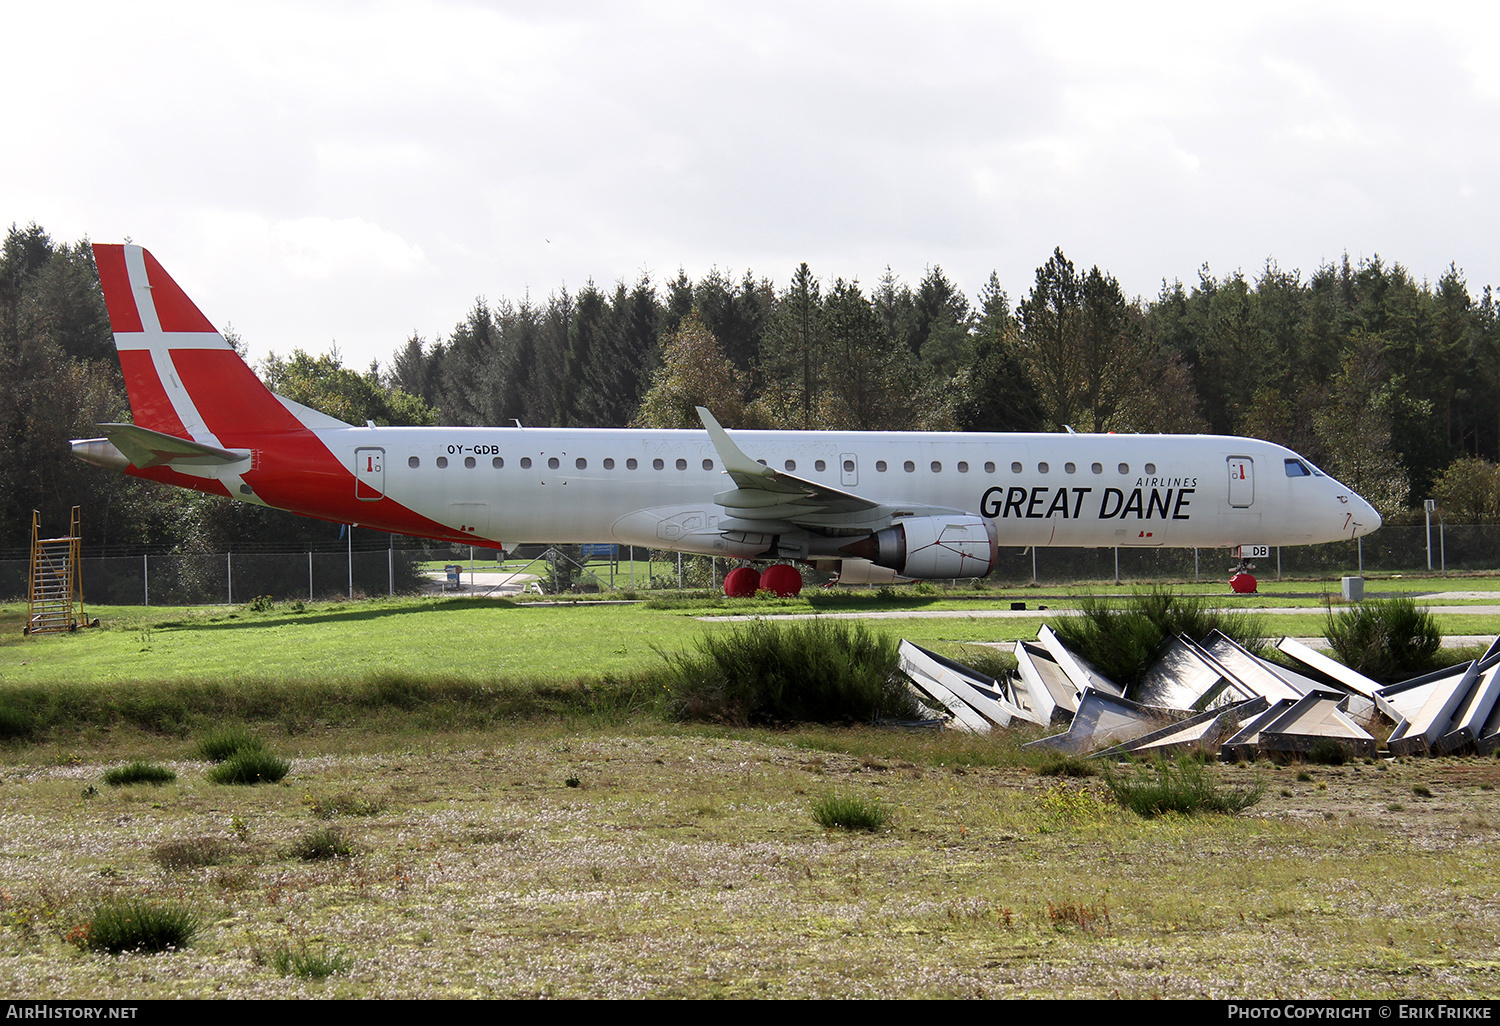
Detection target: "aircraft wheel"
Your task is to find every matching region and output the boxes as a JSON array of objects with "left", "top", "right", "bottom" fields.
[
  {"left": 759, "top": 564, "right": 803, "bottom": 597},
  {"left": 723, "top": 566, "right": 761, "bottom": 597}
]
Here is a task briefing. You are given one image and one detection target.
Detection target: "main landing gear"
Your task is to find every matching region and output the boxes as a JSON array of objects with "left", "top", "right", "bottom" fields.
[{"left": 723, "top": 564, "right": 804, "bottom": 598}]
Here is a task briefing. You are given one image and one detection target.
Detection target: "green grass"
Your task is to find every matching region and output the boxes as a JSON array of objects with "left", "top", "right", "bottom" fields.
[
  {"left": 102, "top": 760, "right": 176, "bottom": 786},
  {"left": 1050, "top": 585, "right": 1267, "bottom": 687},
  {"left": 207, "top": 748, "right": 291, "bottom": 785},
  {"left": 196, "top": 724, "right": 264, "bottom": 763},
  {"left": 288, "top": 826, "right": 355, "bottom": 860},
  {"left": 151, "top": 836, "right": 231, "bottom": 870},
  {"left": 268, "top": 942, "right": 355, "bottom": 979},
  {"left": 1325, "top": 596, "right": 1444, "bottom": 682},
  {"left": 76, "top": 900, "right": 198, "bottom": 954},
  {"left": 1102, "top": 756, "right": 1267, "bottom": 817},
  {"left": 810, "top": 792, "right": 893, "bottom": 831},
  {"left": 660, "top": 618, "right": 915, "bottom": 725}
]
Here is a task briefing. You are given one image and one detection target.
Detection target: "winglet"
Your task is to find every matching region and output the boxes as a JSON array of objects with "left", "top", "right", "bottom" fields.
[{"left": 696, "top": 406, "right": 773, "bottom": 482}]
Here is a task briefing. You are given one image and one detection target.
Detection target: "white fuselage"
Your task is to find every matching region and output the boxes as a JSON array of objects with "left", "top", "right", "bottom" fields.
[{"left": 323, "top": 423, "right": 1379, "bottom": 554}]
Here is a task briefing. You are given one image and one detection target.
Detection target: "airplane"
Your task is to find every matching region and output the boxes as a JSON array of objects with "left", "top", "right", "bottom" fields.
[{"left": 71, "top": 244, "right": 1382, "bottom": 592}]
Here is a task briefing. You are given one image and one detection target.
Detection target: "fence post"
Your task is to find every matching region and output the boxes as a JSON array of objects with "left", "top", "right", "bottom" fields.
[
  {"left": 1113, "top": 547, "right": 1119, "bottom": 584},
  {"left": 143, "top": 552, "right": 148, "bottom": 607},
  {"left": 389, "top": 536, "right": 394, "bottom": 597},
  {"left": 308, "top": 551, "right": 313, "bottom": 600},
  {"left": 347, "top": 528, "right": 353, "bottom": 600}
]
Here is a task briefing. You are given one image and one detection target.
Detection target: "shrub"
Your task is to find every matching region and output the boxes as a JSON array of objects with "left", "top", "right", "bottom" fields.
[
  {"left": 151, "top": 836, "right": 230, "bottom": 870},
  {"left": 660, "top": 618, "right": 915, "bottom": 724},
  {"left": 1037, "top": 782, "right": 1107, "bottom": 823},
  {"left": 103, "top": 761, "right": 176, "bottom": 786},
  {"left": 0, "top": 699, "right": 37, "bottom": 740},
  {"left": 197, "top": 725, "right": 264, "bottom": 764},
  {"left": 76, "top": 900, "right": 198, "bottom": 954},
  {"left": 289, "top": 826, "right": 355, "bottom": 861},
  {"left": 207, "top": 749, "right": 290, "bottom": 785},
  {"left": 269, "top": 942, "right": 354, "bottom": 978},
  {"left": 309, "top": 790, "right": 387, "bottom": 819},
  {"left": 1325, "top": 597, "right": 1442, "bottom": 682},
  {"left": 1035, "top": 753, "right": 1099, "bottom": 778},
  {"left": 1050, "top": 585, "right": 1266, "bottom": 687},
  {"left": 810, "top": 793, "right": 892, "bottom": 831},
  {"left": 1102, "top": 757, "right": 1265, "bottom": 817},
  {"left": 1307, "top": 738, "right": 1349, "bottom": 766}
]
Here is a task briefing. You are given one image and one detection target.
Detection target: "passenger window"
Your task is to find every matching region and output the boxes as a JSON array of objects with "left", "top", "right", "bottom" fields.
[
  {"left": 1144, "top": 462, "right": 1156, "bottom": 474},
  {"left": 815, "top": 460, "right": 826, "bottom": 472},
  {"left": 576, "top": 458, "right": 587, "bottom": 470},
  {"left": 520, "top": 457, "right": 531, "bottom": 469},
  {"left": 957, "top": 461, "right": 968, "bottom": 473},
  {"left": 408, "top": 456, "right": 419, "bottom": 468},
  {"left": 492, "top": 457, "right": 503, "bottom": 469},
  {"left": 931, "top": 461, "right": 942, "bottom": 473},
  {"left": 436, "top": 456, "right": 449, "bottom": 469},
  {"left": 626, "top": 458, "right": 638, "bottom": 470},
  {"left": 603, "top": 458, "right": 614, "bottom": 469},
  {"left": 876, "top": 460, "right": 887, "bottom": 472},
  {"left": 1038, "top": 462, "right": 1049, "bottom": 474},
  {"left": 985, "top": 462, "right": 996, "bottom": 473},
  {"left": 1118, "top": 463, "right": 1129, "bottom": 474},
  {"left": 653, "top": 458, "right": 664, "bottom": 470},
  {"left": 1091, "top": 463, "right": 1102, "bottom": 474},
  {"left": 1064, "top": 462, "right": 1076, "bottom": 474},
  {"left": 785, "top": 460, "right": 796, "bottom": 471},
  {"left": 843, "top": 459, "right": 854, "bottom": 473},
  {"left": 703, "top": 459, "right": 713, "bottom": 470},
  {"left": 903, "top": 461, "right": 915, "bottom": 472},
  {"left": 1011, "top": 461, "right": 1022, "bottom": 473},
  {"left": 676, "top": 458, "right": 687, "bottom": 470},
  {"left": 464, "top": 456, "right": 476, "bottom": 469},
  {"left": 548, "top": 457, "right": 560, "bottom": 470}
]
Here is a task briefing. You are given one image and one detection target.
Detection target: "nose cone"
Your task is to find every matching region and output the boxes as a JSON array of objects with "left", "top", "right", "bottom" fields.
[{"left": 1351, "top": 494, "right": 1382, "bottom": 537}]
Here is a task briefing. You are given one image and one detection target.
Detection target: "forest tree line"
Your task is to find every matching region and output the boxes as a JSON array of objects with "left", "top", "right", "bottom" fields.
[{"left": 6, "top": 220, "right": 1500, "bottom": 554}]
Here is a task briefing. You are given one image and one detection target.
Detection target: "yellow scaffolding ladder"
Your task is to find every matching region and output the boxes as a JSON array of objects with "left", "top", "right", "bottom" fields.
[{"left": 27, "top": 507, "right": 83, "bottom": 634}]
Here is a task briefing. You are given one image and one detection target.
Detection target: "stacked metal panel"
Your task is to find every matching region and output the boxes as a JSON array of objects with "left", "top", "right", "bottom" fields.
[{"left": 895, "top": 625, "right": 1498, "bottom": 760}]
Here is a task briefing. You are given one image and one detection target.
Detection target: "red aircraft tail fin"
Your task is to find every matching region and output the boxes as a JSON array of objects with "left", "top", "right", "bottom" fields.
[{"left": 92, "top": 243, "right": 307, "bottom": 442}]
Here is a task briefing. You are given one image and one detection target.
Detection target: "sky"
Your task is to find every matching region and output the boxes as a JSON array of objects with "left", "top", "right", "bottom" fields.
[{"left": 8, "top": 0, "right": 1500, "bottom": 370}]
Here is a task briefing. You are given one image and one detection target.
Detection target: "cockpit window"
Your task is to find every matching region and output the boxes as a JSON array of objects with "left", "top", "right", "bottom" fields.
[{"left": 1284, "top": 458, "right": 1312, "bottom": 478}]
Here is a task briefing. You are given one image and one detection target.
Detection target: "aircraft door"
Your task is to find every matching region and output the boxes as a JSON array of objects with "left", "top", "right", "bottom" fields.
[
  {"left": 840, "top": 453, "right": 858, "bottom": 487},
  {"left": 355, "top": 447, "right": 385, "bottom": 500},
  {"left": 1227, "top": 455, "right": 1254, "bottom": 508}
]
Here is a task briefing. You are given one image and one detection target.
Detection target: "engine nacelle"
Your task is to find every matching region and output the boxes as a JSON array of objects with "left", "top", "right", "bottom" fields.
[{"left": 839, "top": 515, "right": 997, "bottom": 579}]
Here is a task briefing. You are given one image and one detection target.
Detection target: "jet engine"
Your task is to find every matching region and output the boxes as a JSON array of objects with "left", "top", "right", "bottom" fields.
[{"left": 838, "top": 515, "right": 998, "bottom": 579}]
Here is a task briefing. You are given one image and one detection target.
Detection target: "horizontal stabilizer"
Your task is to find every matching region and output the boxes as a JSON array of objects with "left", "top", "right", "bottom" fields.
[{"left": 92, "top": 423, "right": 249, "bottom": 469}]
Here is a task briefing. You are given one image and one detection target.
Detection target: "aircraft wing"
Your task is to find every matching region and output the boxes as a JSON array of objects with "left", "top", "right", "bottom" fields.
[
  {"left": 696, "top": 407, "right": 966, "bottom": 529},
  {"left": 94, "top": 423, "right": 250, "bottom": 469}
]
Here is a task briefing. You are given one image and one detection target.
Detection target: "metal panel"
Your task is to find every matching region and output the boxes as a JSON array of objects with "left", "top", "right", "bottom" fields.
[
  {"left": 1436, "top": 665, "right": 1500, "bottom": 754},
  {"left": 898, "top": 641, "right": 1030, "bottom": 728},
  {"left": 1023, "top": 690, "right": 1187, "bottom": 756},
  {"left": 1275, "top": 637, "right": 1381, "bottom": 698},
  {"left": 1388, "top": 661, "right": 1480, "bottom": 757}
]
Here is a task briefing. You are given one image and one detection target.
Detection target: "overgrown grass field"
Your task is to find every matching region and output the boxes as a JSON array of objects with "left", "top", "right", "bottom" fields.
[{"left": 0, "top": 587, "right": 1498, "bottom": 998}]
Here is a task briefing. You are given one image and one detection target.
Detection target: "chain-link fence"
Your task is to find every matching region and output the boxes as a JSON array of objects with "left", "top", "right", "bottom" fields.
[
  {"left": 0, "top": 524, "right": 1492, "bottom": 604},
  {"left": 991, "top": 524, "right": 1499, "bottom": 586},
  {"left": 1, "top": 549, "right": 427, "bottom": 605}
]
